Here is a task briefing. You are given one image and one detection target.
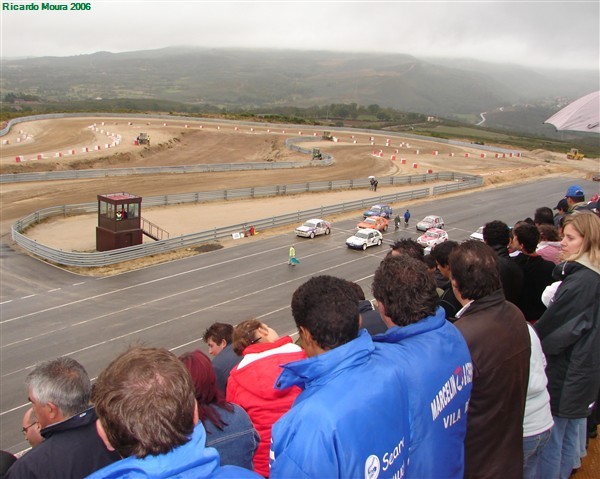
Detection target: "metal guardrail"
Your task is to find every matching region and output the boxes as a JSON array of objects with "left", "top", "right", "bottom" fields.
[{"left": 11, "top": 172, "right": 482, "bottom": 267}]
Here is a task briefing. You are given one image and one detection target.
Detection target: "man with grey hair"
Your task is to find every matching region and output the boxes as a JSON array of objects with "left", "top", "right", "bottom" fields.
[{"left": 6, "top": 357, "right": 119, "bottom": 479}]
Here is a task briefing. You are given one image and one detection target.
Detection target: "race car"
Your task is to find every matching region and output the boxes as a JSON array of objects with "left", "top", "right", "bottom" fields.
[
  {"left": 417, "top": 228, "right": 449, "bottom": 249},
  {"left": 295, "top": 218, "right": 331, "bottom": 238},
  {"left": 416, "top": 215, "right": 445, "bottom": 231},
  {"left": 356, "top": 216, "right": 389, "bottom": 232},
  {"left": 346, "top": 228, "right": 383, "bottom": 250}
]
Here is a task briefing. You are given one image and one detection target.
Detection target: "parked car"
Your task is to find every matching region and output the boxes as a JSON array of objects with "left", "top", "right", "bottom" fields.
[
  {"left": 416, "top": 215, "right": 445, "bottom": 231},
  {"left": 417, "top": 228, "right": 449, "bottom": 249},
  {"left": 593, "top": 173, "right": 600, "bottom": 182},
  {"left": 357, "top": 216, "right": 389, "bottom": 232},
  {"left": 346, "top": 228, "right": 383, "bottom": 250},
  {"left": 470, "top": 226, "right": 485, "bottom": 242},
  {"left": 363, "top": 204, "right": 393, "bottom": 219},
  {"left": 295, "top": 218, "right": 331, "bottom": 238}
]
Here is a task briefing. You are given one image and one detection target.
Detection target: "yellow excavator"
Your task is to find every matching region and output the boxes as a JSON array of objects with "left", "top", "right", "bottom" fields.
[{"left": 566, "top": 148, "right": 584, "bottom": 160}]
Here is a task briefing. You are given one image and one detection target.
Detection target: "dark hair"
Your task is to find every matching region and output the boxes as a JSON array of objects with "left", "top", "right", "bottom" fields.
[
  {"left": 92, "top": 347, "right": 196, "bottom": 459},
  {"left": 347, "top": 281, "right": 366, "bottom": 301},
  {"left": 232, "top": 319, "right": 263, "bottom": 356},
  {"left": 26, "top": 357, "right": 91, "bottom": 418},
  {"left": 388, "top": 238, "right": 425, "bottom": 261},
  {"left": 179, "top": 350, "right": 233, "bottom": 431},
  {"left": 538, "top": 224, "right": 560, "bottom": 242},
  {"left": 513, "top": 223, "right": 540, "bottom": 254},
  {"left": 534, "top": 207, "right": 554, "bottom": 226},
  {"left": 424, "top": 254, "right": 437, "bottom": 270},
  {"left": 372, "top": 255, "right": 438, "bottom": 326},
  {"left": 202, "top": 323, "right": 234, "bottom": 345},
  {"left": 449, "top": 240, "right": 502, "bottom": 300},
  {"left": 291, "top": 276, "right": 360, "bottom": 350},
  {"left": 429, "top": 240, "right": 459, "bottom": 268},
  {"left": 483, "top": 220, "right": 510, "bottom": 248}
]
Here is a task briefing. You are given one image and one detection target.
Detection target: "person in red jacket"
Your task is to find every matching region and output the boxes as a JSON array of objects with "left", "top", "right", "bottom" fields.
[{"left": 226, "top": 320, "right": 306, "bottom": 478}]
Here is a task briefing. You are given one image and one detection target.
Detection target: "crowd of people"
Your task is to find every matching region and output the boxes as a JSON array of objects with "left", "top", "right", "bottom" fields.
[{"left": 1, "top": 184, "right": 599, "bottom": 479}]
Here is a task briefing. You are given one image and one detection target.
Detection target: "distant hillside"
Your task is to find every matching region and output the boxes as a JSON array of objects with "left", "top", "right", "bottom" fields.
[{"left": 1, "top": 47, "right": 598, "bottom": 118}]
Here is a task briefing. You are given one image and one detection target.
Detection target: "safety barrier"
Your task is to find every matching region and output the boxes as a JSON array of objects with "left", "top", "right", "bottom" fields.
[{"left": 11, "top": 172, "right": 482, "bottom": 267}]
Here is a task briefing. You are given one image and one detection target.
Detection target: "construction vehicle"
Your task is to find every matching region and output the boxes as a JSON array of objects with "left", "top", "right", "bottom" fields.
[
  {"left": 322, "top": 131, "right": 333, "bottom": 141},
  {"left": 137, "top": 133, "right": 150, "bottom": 145},
  {"left": 312, "top": 148, "right": 323, "bottom": 160},
  {"left": 566, "top": 148, "right": 584, "bottom": 160}
]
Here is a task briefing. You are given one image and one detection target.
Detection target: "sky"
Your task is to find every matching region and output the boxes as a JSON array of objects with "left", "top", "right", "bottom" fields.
[{"left": 1, "top": 1, "right": 598, "bottom": 70}]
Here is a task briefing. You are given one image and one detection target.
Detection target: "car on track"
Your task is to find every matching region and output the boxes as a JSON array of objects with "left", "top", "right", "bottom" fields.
[
  {"left": 356, "top": 216, "right": 389, "bottom": 232},
  {"left": 295, "top": 218, "right": 331, "bottom": 238},
  {"left": 346, "top": 228, "right": 383, "bottom": 250},
  {"left": 417, "top": 228, "right": 449, "bottom": 250},
  {"left": 416, "top": 215, "right": 445, "bottom": 231},
  {"left": 593, "top": 173, "right": 600, "bottom": 182},
  {"left": 470, "top": 226, "right": 485, "bottom": 242},
  {"left": 363, "top": 204, "right": 393, "bottom": 219}
]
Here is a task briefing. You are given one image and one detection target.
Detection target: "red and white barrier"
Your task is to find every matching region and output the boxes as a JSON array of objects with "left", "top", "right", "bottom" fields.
[
  {"left": 427, "top": 169, "right": 433, "bottom": 174},
  {"left": 15, "top": 156, "right": 24, "bottom": 162},
  {"left": 433, "top": 151, "right": 438, "bottom": 156},
  {"left": 401, "top": 158, "right": 406, "bottom": 164},
  {"left": 449, "top": 153, "right": 455, "bottom": 157},
  {"left": 2, "top": 140, "right": 8, "bottom": 145},
  {"left": 391, "top": 155, "right": 396, "bottom": 161},
  {"left": 480, "top": 153, "right": 486, "bottom": 159},
  {"left": 413, "top": 163, "right": 418, "bottom": 168},
  {"left": 465, "top": 153, "right": 470, "bottom": 158},
  {"left": 415, "top": 150, "right": 420, "bottom": 155}
]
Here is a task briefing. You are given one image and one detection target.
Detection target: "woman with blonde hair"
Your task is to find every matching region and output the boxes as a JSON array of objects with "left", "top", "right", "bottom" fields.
[
  {"left": 226, "top": 320, "right": 306, "bottom": 478},
  {"left": 535, "top": 212, "right": 600, "bottom": 479}
]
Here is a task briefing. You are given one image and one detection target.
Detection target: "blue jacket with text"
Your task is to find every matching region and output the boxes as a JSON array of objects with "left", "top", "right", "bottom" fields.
[
  {"left": 373, "top": 307, "right": 473, "bottom": 479},
  {"left": 269, "top": 330, "right": 410, "bottom": 479}
]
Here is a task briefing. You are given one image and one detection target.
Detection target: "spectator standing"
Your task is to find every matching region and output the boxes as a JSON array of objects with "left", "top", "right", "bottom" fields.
[
  {"left": 226, "top": 320, "right": 306, "bottom": 478},
  {"left": 512, "top": 223, "right": 556, "bottom": 322},
  {"left": 203, "top": 322, "right": 242, "bottom": 393},
  {"left": 564, "top": 185, "right": 589, "bottom": 214},
  {"left": 372, "top": 255, "right": 473, "bottom": 479},
  {"left": 535, "top": 213, "right": 600, "bottom": 479},
  {"left": 483, "top": 220, "right": 524, "bottom": 304},
  {"left": 270, "top": 276, "right": 410, "bottom": 479},
  {"left": 21, "top": 408, "right": 43, "bottom": 449},
  {"left": 388, "top": 238, "right": 424, "bottom": 261},
  {"left": 87, "top": 347, "right": 260, "bottom": 479},
  {"left": 0, "top": 452, "right": 16, "bottom": 479},
  {"left": 554, "top": 198, "right": 569, "bottom": 228},
  {"left": 404, "top": 209, "right": 411, "bottom": 227},
  {"left": 287, "top": 245, "right": 296, "bottom": 265},
  {"left": 6, "top": 357, "right": 119, "bottom": 479},
  {"left": 523, "top": 324, "right": 554, "bottom": 479},
  {"left": 536, "top": 224, "right": 562, "bottom": 265},
  {"left": 348, "top": 281, "right": 387, "bottom": 335},
  {"left": 179, "top": 350, "right": 259, "bottom": 470},
  {"left": 430, "top": 240, "right": 463, "bottom": 322},
  {"left": 534, "top": 206, "right": 555, "bottom": 227},
  {"left": 450, "top": 240, "right": 530, "bottom": 479}
]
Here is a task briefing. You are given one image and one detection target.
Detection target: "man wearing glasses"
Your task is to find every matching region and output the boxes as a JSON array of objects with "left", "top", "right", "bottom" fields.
[
  {"left": 21, "top": 408, "right": 42, "bottom": 449},
  {"left": 6, "top": 357, "right": 119, "bottom": 479}
]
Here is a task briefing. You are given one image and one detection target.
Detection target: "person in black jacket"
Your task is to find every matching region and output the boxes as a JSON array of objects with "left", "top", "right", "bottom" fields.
[
  {"left": 535, "top": 213, "right": 600, "bottom": 479},
  {"left": 483, "top": 220, "right": 524, "bottom": 305},
  {"left": 6, "top": 357, "right": 119, "bottom": 479},
  {"left": 511, "top": 223, "right": 555, "bottom": 323}
]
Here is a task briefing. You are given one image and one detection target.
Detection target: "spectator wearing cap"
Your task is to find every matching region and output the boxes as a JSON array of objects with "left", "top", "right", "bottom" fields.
[
  {"left": 554, "top": 198, "right": 569, "bottom": 228},
  {"left": 564, "top": 185, "right": 587, "bottom": 214}
]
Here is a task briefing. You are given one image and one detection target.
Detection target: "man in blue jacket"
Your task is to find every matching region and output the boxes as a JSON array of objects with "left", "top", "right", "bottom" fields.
[
  {"left": 87, "top": 347, "right": 260, "bottom": 479},
  {"left": 270, "top": 275, "right": 410, "bottom": 479},
  {"left": 371, "top": 255, "right": 473, "bottom": 479}
]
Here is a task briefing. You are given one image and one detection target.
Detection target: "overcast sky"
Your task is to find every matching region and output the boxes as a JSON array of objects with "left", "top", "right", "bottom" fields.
[{"left": 1, "top": 1, "right": 598, "bottom": 70}]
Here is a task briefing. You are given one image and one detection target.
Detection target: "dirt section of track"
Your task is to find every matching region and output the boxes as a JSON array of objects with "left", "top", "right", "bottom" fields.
[{"left": 2, "top": 117, "right": 598, "bottom": 264}]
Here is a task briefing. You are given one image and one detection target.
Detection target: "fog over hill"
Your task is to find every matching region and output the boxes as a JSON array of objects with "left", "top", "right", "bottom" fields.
[{"left": 2, "top": 47, "right": 598, "bottom": 118}]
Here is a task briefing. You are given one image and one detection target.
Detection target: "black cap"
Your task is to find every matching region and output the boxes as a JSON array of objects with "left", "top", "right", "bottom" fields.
[{"left": 554, "top": 198, "right": 568, "bottom": 211}]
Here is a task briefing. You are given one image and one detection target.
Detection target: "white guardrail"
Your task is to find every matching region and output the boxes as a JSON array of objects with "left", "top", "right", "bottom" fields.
[{"left": 11, "top": 172, "right": 483, "bottom": 267}]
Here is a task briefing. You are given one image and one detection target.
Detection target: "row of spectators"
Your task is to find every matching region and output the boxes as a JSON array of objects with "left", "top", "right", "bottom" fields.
[{"left": 1, "top": 185, "right": 598, "bottom": 479}]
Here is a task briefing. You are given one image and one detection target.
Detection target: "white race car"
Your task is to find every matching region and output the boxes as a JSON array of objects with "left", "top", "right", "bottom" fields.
[
  {"left": 346, "top": 228, "right": 383, "bottom": 250},
  {"left": 295, "top": 219, "right": 331, "bottom": 238}
]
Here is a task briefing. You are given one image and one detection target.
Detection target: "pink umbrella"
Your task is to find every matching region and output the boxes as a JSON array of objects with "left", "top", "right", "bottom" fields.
[{"left": 545, "top": 91, "right": 600, "bottom": 133}]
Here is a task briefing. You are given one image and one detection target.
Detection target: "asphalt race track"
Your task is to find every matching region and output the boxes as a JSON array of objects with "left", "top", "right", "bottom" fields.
[{"left": 1, "top": 176, "right": 597, "bottom": 453}]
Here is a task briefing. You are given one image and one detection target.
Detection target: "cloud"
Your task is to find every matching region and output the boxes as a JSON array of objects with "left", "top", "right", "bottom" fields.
[{"left": 1, "top": 1, "right": 598, "bottom": 69}]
